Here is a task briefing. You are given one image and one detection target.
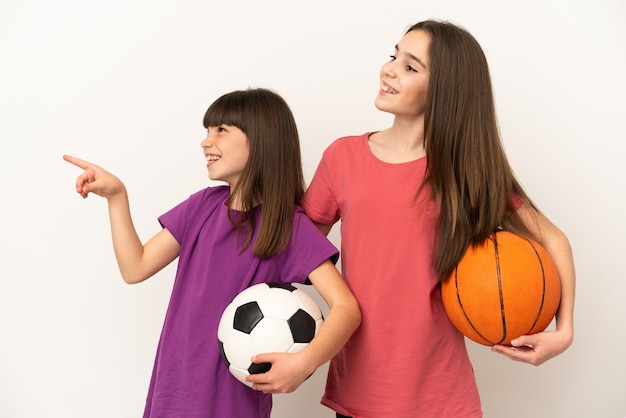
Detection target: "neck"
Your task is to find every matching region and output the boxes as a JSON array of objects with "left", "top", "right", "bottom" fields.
[{"left": 368, "top": 122, "right": 426, "bottom": 163}]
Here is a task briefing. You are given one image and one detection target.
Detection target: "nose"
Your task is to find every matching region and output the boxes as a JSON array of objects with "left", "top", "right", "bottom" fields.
[
  {"left": 201, "top": 131, "right": 213, "bottom": 149},
  {"left": 381, "top": 60, "right": 396, "bottom": 78}
]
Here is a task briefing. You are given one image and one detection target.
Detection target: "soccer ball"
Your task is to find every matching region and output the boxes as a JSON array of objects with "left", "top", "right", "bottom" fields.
[{"left": 217, "top": 282, "right": 324, "bottom": 386}]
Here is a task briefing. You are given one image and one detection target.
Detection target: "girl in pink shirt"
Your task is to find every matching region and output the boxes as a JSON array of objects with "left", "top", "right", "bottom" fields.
[{"left": 302, "top": 20, "right": 575, "bottom": 418}]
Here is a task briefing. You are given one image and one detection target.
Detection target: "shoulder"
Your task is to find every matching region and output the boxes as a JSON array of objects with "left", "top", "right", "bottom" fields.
[
  {"left": 190, "top": 184, "right": 230, "bottom": 201},
  {"left": 180, "top": 185, "right": 230, "bottom": 213},
  {"left": 292, "top": 206, "right": 339, "bottom": 259},
  {"left": 293, "top": 206, "right": 328, "bottom": 236},
  {"left": 324, "top": 133, "right": 370, "bottom": 153},
  {"left": 319, "top": 133, "right": 371, "bottom": 166},
  {"left": 293, "top": 206, "right": 317, "bottom": 227}
]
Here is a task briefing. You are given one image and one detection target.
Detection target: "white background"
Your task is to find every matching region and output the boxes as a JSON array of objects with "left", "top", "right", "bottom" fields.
[{"left": 1, "top": 0, "right": 625, "bottom": 417}]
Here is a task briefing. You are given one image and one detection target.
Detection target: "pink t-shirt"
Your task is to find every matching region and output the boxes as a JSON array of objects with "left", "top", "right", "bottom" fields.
[{"left": 302, "top": 134, "right": 482, "bottom": 418}]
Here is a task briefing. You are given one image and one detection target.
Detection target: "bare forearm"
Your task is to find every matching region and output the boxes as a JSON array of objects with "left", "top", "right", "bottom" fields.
[
  {"left": 106, "top": 189, "right": 146, "bottom": 283},
  {"left": 543, "top": 228, "right": 575, "bottom": 344},
  {"left": 300, "top": 299, "right": 361, "bottom": 371},
  {"left": 64, "top": 154, "right": 179, "bottom": 283}
]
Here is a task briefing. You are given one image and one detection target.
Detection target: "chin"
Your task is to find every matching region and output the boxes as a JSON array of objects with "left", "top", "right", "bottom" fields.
[
  {"left": 374, "top": 102, "right": 395, "bottom": 115},
  {"left": 374, "top": 95, "right": 393, "bottom": 111}
]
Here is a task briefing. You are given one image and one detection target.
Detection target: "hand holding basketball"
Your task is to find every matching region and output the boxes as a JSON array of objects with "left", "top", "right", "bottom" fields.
[{"left": 490, "top": 326, "right": 572, "bottom": 366}]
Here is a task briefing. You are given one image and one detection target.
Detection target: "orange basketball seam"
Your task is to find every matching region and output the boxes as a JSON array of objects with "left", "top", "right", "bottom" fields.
[
  {"left": 453, "top": 266, "right": 496, "bottom": 345},
  {"left": 521, "top": 237, "right": 547, "bottom": 335},
  {"left": 493, "top": 233, "right": 507, "bottom": 345}
]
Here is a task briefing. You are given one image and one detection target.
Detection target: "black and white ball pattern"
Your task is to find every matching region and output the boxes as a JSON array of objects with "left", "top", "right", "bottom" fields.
[{"left": 217, "top": 282, "right": 324, "bottom": 386}]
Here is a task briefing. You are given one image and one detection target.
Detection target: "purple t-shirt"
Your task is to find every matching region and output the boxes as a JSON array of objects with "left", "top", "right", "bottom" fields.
[{"left": 143, "top": 185, "right": 339, "bottom": 418}]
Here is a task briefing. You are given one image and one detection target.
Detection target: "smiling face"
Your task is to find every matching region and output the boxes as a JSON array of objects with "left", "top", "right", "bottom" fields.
[
  {"left": 201, "top": 124, "right": 249, "bottom": 187},
  {"left": 375, "top": 29, "right": 431, "bottom": 121}
]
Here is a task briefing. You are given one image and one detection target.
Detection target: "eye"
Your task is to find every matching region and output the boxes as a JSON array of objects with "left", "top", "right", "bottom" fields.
[
  {"left": 217, "top": 126, "right": 227, "bottom": 132},
  {"left": 406, "top": 65, "right": 418, "bottom": 73},
  {"left": 389, "top": 55, "right": 397, "bottom": 61}
]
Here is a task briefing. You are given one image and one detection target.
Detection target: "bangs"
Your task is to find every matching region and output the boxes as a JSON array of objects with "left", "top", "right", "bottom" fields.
[{"left": 203, "top": 90, "right": 248, "bottom": 130}]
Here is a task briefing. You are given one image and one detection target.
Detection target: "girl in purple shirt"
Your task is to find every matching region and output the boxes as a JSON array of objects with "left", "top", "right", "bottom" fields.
[{"left": 64, "top": 88, "right": 361, "bottom": 418}]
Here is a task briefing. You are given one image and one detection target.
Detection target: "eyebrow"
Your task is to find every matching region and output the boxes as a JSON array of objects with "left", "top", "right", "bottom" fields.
[{"left": 395, "top": 44, "right": 427, "bottom": 69}]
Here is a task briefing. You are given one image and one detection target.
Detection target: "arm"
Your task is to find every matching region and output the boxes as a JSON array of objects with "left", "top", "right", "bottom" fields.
[
  {"left": 246, "top": 259, "right": 361, "bottom": 393},
  {"left": 491, "top": 202, "right": 575, "bottom": 365},
  {"left": 63, "top": 155, "right": 180, "bottom": 284}
]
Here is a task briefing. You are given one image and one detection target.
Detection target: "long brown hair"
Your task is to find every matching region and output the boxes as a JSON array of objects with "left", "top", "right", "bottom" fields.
[
  {"left": 411, "top": 20, "right": 536, "bottom": 281},
  {"left": 203, "top": 88, "right": 305, "bottom": 258}
]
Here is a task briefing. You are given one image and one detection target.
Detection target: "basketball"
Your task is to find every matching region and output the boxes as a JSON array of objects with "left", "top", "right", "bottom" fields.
[{"left": 441, "top": 231, "right": 561, "bottom": 346}]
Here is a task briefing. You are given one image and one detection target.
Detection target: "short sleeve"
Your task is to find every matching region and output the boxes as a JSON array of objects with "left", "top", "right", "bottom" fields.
[
  {"left": 158, "top": 198, "right": 190, "bottom": 244},
  {"left": 158, "top": 186, "right": 228, "bottom": 244},
  {"left": 273, "top": 208, "right": 339, "bottom": 284},
  {"left": 302, "top": 152, "right": 341, "bottom": 225}
]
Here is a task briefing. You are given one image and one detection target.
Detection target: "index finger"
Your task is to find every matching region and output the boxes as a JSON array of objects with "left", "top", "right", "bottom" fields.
[{"left": 63, "top": 154, "right": 93, "bottom": 170}]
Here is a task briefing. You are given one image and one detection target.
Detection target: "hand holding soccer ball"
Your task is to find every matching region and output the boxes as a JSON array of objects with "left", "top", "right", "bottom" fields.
[{"left": 218, "top": 283, "right": 324, "bottom": 388}]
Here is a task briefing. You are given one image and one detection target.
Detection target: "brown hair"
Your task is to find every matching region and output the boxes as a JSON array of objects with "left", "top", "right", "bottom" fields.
[
  {"left": 410, "top": 20, "right": 536, "bottom": 281},
  {"left": 203, "top": 88, "right": 305, "bottom": 258}
]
